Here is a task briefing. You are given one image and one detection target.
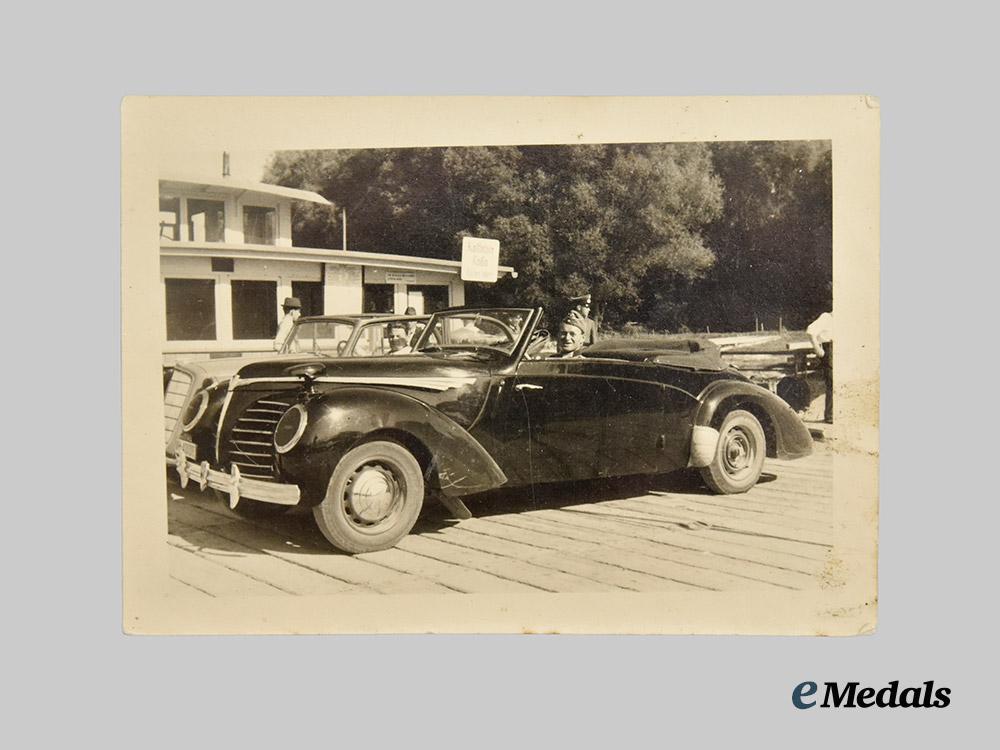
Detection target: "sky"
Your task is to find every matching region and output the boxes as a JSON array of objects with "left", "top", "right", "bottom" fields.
[{"left": 163, "top": 149, "right": 276, "bottom": 182}]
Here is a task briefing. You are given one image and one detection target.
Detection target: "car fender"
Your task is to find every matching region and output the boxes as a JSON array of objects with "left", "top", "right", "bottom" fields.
[
  {"left": 693, "top": 379, "right": 812, "bottom": 460},
  {"left": 277, "top": 386, "right": 508, "bottom": 503},
  {"left": 178, "top": 380, "right": 229, "bottom": 463}
]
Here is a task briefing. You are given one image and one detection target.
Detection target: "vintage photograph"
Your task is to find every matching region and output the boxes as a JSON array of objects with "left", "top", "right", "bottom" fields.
[{"left": 124, "top": 97, "right": 878, "bottom": 633}]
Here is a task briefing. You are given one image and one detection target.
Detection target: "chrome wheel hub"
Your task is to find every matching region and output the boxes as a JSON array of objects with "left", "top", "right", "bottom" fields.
[
  {"left": 723, "top": 430, "right": 753, "bottom": 474},
  {"left": 345, "top": 465, "right": 399, "bottom": 523}
]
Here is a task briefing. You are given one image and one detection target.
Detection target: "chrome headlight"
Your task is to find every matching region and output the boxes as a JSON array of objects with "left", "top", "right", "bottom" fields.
[
  {"left": 180, "top": 389, "right": 210, "bottom": 432},
  {"left": 274, "top": 404, "right": 308, "bottom": 454}
]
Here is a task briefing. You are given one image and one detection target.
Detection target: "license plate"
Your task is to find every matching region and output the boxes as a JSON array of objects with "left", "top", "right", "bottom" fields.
[{"left": 178, "top": 439, "right": 197, "bottom": 461}]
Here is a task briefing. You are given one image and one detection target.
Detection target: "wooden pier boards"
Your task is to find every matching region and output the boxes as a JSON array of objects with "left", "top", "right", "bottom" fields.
[{"left": 167, "top": 451, "right": 834, "bottom": 597}]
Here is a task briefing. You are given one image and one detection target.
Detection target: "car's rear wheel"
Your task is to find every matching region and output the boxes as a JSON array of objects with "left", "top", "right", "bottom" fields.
[
  {"left": 312, "top": 440, "right": 424, "bottom": 553},
  {"left": 700, "top": 409, "right": 766, "bottom": 494}
]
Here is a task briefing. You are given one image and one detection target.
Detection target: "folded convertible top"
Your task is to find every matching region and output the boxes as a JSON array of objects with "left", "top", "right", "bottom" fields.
[{"left": 580, "top": 337, "right": 727, "bottom": 370}]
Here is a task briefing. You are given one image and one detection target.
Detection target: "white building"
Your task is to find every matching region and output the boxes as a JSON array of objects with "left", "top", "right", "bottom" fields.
[{"left": 159, "top": 175, "right": 516, "bottom": 364}]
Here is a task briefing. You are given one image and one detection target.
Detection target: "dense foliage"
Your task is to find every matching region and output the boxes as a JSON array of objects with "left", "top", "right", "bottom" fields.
[
  {"left": 682, "top": 141, "right": 832, "bottom": 331},
  {"left": 266, "top": 141, "right": 830, "bottom": 331}
]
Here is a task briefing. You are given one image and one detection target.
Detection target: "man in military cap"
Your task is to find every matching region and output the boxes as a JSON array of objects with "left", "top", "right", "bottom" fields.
[
  {"left": 274, "top": 296, "right": 302, "bottom": 351},
  {"left": 568, "top": 293, "right": 598, "bottom": 345},
  {"left": 553, "top": 314, "right": 587, "bottom": 358}
]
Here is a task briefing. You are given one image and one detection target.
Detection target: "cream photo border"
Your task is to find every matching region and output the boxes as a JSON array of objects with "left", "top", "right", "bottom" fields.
[{"left": 122, "top": 96, "right": 879, "bottom": 634}]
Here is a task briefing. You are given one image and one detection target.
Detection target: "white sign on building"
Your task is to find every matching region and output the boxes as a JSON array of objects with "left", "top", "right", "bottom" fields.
[
  {"left": 385, "top": 272, "right": 417, "bottom": 283},
  {"left": 461, "top": 237, "right": 500, "bottom": 282}
]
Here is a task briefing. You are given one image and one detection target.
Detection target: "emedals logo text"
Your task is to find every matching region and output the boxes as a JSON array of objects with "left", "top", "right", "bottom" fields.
[{"left": 792, "top": 681, "right": 951, "bottom": 709}]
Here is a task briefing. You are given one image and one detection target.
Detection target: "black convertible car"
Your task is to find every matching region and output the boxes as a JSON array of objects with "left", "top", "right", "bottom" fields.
[{"left": 173, "top": 307, "right": 812, "bottom": 554}]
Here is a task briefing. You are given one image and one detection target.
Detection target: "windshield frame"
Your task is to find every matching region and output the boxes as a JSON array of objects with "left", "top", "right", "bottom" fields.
[
  {"left": 282, "top": 314, "right": 431, "bottom": 358},
  {"left": 281, "top": 317, "right": 359, "bottom": 357},
  {"left": 413, "top": 307, "right": 541, "bottom": 367}
]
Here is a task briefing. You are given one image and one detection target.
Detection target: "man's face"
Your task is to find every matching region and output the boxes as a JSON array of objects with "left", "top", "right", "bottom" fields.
[
  {"left": 558, "top": 323, "right": 584, "bottom": 354},
  {"left": 388, "top": 326, "right": 408, "bottom": 351}
]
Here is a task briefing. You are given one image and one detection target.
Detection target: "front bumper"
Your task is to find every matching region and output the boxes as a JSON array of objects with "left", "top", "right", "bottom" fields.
[{"left": 172, "top": 449, "right": 300, "bottom": 509}]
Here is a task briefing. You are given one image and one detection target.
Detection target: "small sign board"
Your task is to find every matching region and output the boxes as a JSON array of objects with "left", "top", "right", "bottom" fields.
[
  {"left": 385, "top": 272, "right": 417, "bottom": 284},
  {"left": 461, "top": 237, "right": 500, "bottom": 282}
]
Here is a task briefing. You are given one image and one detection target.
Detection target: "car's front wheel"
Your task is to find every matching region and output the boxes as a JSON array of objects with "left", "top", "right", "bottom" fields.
[
  {"left": 313, "top": 440, "right": 424, "bottom": 553},
  {"left": 700, "top": 409, "right": 766, "bottom": 494}
]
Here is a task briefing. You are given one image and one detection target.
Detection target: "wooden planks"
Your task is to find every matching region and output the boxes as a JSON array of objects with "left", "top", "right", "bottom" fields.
[{"left": 166, "top": 449, "right": 835, "bottom": 596}]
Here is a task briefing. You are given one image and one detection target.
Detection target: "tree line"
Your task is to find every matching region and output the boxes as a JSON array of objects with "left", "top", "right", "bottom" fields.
[{"left": 266, "top": 140, "right": 831, "bottom": 332}]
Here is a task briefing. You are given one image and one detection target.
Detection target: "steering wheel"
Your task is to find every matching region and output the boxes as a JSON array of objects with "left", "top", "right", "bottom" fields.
[
  {"left": 525, "top": 328, "right": 550, "bottom": 358},
  {"left": 336, "top": 340, "right": 348, "bottom": 356}
]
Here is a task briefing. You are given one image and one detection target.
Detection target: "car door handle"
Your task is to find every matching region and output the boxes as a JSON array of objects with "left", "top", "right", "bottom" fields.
[{"left": 515, "top": 383, "right": 543, "bottom": 391}]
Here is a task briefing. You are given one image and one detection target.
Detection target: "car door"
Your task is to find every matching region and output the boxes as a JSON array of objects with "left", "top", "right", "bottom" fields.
[
  {"left": 598, "top": 361, "right": 696, "bottom": 477},
  {"left": 509, "top": 358, "right": 610, "bottom": 484}
]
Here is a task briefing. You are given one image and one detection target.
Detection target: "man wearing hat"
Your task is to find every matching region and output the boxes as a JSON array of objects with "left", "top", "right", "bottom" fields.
[
  {"left": 568, "top": 293, "right": 598, "bottom": 345},
  {"left": 274, "top": 296, "right": 302, "bottom": 351},
  {"left": 553, "top": 314, "right": 587, "bottom": 358}
]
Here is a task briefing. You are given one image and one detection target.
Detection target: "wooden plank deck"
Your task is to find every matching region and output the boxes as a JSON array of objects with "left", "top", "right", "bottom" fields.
[{"left": 166, "top": 446, "right": 834, "bottom": 596}]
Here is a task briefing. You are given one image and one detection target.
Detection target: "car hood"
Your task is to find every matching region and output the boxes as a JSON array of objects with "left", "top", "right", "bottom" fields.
[
  {"left": 234, "top": 353, "right": 494, "bottom": 384},
  {"left": 174, "top": 353, "right": 303, "bottom": 382},
  {"left": 229, "top": 353, "right": 496, "bottom": 430}
]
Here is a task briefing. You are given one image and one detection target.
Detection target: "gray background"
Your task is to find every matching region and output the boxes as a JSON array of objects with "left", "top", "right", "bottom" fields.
[{"left": 10, "top": 1, "right": 994, "bottom": 745}]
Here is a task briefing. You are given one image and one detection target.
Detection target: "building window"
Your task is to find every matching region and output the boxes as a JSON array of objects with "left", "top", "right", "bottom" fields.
[
  {"left": 211, "top": 257, "right": 235, "bottom": 273},
  {"left": 165, "top": 278, "right": 216, "bottom": 340},
  {"left": 406, "top": 285, "right": 450, "bottom": 314},
  {"left": 363, "top": 284, "right": 395, "bottom": 313},
  {"left": 231, "top": 280, "right": 277, "bottom": 340},
  {"left": 159, "top": 197, "right": 180, "bottom": 240},
  {"left": 243, "top": 205, "right": 276, "bottom": 245},
  {"left": 292, "top": 281, "right": 324, "bottom": 317},
  {"left": 188, "top": 199, "right": 226, "bottom": 242}
]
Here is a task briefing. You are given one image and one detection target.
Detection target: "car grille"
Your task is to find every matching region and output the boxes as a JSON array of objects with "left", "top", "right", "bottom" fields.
[
  {"left": 164, "top": 368, "right": 194, "bottom": 446},
  {"left": 225, "top": 394, "right": 297, "bottom": 481}
]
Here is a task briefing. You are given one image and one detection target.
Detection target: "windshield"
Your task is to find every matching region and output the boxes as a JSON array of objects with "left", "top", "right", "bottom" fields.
[
  {"left": 282, "top": 320, "right": 356, "bottom": 357},
  {"left": 353, "top": 319, "right": 425, "bottom": 356},
  {"left": 283, "top": 317, "right": 429, "bottom": 358},
  {"left": 415, "top": 308, "right": 533, "bottom": 357}
]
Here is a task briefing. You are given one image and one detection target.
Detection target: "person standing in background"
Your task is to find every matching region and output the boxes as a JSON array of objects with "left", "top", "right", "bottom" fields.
[
  {"left": 567, "top": 293, "right": 598, "bottom": 345},
  {"left": 274, "top": 297, "right": 301, "bottom": 351},
  {"left": 402, "top": 306, "right": 424, "bottom": 347},
  {"left": 807, "top": 310, "right": 834, "bottom": 424}
]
